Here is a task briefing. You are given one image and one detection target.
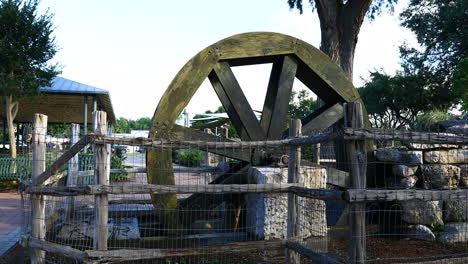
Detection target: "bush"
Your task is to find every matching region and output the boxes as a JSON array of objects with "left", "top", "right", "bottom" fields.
[
  {"left": 412, "top": 110, "right": 450, "bottom": 132},
  {"left": 173, "top": 150, "right": 204, "bottom": 167},
  {"left": 110, "top": 153, "right": 130, "bottom": 182}
]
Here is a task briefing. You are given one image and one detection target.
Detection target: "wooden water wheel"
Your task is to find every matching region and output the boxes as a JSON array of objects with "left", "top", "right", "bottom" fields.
[{"left": 146, "top": 32, "right": 369, "bottom": 223}]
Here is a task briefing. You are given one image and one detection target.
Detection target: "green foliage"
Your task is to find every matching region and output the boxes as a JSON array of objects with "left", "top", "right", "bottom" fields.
[
  {"left": 412, "top": 110, "right": 449, "bottom": 132},
  {"left": 287, "top": 0, "right": 398, "bottom": 19},
  {"left": 288, "top": 89, "right": 316, "bottom": 118},
  {"left": 173, "top": 150, "right": 204, "bottom": 167},
  {"left": 0, "top": 0, "right": 60, "bottom": 99},
  {"left": 359, "top": 72, "right": 428, "bottom": 128},
  {"left": 47, "top": 123, "right": 71, "bottom": 137},
  {"left": 114, "top": 117, "right": 152, "bottom": 133},
  {"left": 398, "top": 0, "right": 467, "bottom": 110},
  {"left": 110, "top": 153, "right": 130, "bottom": 182},
  {"left": 452, "top": 58, "right": 468, "bottom": 112}
]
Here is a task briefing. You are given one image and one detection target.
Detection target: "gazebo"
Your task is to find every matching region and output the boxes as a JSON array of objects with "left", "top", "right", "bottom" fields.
[{"left": 0, "top": 76, "right": 116, "bottom": 144}]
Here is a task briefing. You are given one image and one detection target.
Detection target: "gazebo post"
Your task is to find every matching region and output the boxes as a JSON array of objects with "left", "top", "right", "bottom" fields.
[{"left": 83, "top": 95, "right": 88, "bottom": 136}]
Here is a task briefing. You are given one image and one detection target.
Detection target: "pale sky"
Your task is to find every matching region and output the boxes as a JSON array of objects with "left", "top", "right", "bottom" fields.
[{"left": 38, "top": 0, "right": 417, "bottom": 120}]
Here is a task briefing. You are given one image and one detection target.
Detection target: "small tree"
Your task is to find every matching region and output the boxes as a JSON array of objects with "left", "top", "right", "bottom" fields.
[{"left": 0, "top": 0, "right": 60, "bottom": 158}]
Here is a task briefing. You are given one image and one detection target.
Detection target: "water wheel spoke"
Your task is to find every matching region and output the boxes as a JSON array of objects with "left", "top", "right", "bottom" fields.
[
  {"left": 301, "top": 103, "right": 343, "bottom": 135},
  {"left": 209, "top": 61, "right": 266, "bottom": 141},
  {"left": 260, "top": 55, "right": 298, "bottom": 140}
]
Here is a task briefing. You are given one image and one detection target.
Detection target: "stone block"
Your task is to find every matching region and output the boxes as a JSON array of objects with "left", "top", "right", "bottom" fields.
[
  {"left": 424, "top": 149, "right": 468, "bottom": 164},
  {"left": 403, "top": 143, "right": 458, "bottom": 150},
  {"left": 438, "top": 222, "right": 468, "bottom": 243},
  {"left": 408, "top": 225, "right": 435, "bottom": 241},
  {"left": 392, "top": 165, "right": 418, "bottom": 177},
  {"left": 57, "top": 217, "right": 140, "bottom": 240},
  {"left": 246, "top": 167, "right": 327, "bottom": 239},
  {"left": 375, "top": 148, "right": 422, "bottom": 164},
  {"left": 444, "top": 200, "right": 468, "bottom": 222},
  {"left": 419, "top": 165, "right": 460, "bottom": 189},
  {"left": 400, "top": 200, "right": 443, "bottom": 226},
  {"left": 446, "top": 124, "right": 468, "bottom": 136},
  {"left": 457, "top": 164, "right": 468, "bottom": 187}
]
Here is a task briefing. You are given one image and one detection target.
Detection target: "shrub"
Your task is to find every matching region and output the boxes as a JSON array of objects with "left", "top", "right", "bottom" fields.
[{"left": 174, "top": 150, "right": 204, "bottom": 167}]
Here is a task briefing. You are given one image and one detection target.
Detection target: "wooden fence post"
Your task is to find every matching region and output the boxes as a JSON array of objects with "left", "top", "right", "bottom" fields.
[
  {"left": 345, "top": 102, "right": 367, "bottom": 264},
  {"left": 93, "top": 111, "right": 109, "bottom": 250},
  {"left": 287, "top": 119, "right": 301, "bottom": 264},
  {"left": 65, "top": 124, "right": 80, "bottom": 219},
  {"left": 31, "top": 113, "right": 48, "bottom": 264}
]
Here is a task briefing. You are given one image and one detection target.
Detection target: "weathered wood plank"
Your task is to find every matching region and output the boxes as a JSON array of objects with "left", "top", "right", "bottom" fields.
[
  {"left": 345, "top": 102, "right": 367, "bottom": 264},
  {"left": 26, "top": 237, "right": 86, "bottom": 261},
  {"left": 93, "top": 130, "right": 339, "bottom": 149},
  {"left": 261, "top": 56, "right": 297, "bottom": 139},
  {"left": 93, "top": 111, "right": 109, "bottom": 251},
  {"left": 33, "top": 135, "right": 93, "bottom": 185},
  {"left": 86, "top": 240, "right": 285, "bottom": 261},
  {"left": 290, "top": 186, "right": 345, "bottom": 201},
  {"left": 301, "top": 103, "right": 343, "bottom": 135},
  {"left": 26, "top": 183, "right": 302, "bottom": 196},
  {"left": 287, "top": 119, "right": 301, "bottom": 264},
  {"left": 345, "top": 189, "right": 468, "bottom": 202},
  {"left": 31, "top": 113, "right": 48, "bottom": 264},
  {"left": 344, "top": 128, "right": 468, "bottom": 144},
  {"left": 209, "top": 61, "right": 266, "bottom": 141}
]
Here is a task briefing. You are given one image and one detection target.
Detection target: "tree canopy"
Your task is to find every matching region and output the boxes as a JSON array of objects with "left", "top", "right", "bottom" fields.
[
  {"left": 0, "top": 0, "right": 60, "bottom": 158},
  {"left": 114, "top": 117, "right": 152, "bottom": 133},
  {"left": 0, "top": 0, "right": 59, "bottom": 98},
  {"left": 287, "top": 0, "right": 398, "bottom": 78},
  {"left": 359, "top": 0, "right": 466, "bottom": 128}
]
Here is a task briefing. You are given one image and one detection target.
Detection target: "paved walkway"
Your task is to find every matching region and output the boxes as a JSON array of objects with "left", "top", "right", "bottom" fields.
[{"left": 0, "top": 192, "right": 22, "bottom": 256}]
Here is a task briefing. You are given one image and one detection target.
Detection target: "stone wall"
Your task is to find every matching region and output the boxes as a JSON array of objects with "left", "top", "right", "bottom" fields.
[
  {"left": 375, "top": 139, "right": 467, "bottom": 242},
  {"left": 246, "top": 166, "right": 327, "bottom": 240}
]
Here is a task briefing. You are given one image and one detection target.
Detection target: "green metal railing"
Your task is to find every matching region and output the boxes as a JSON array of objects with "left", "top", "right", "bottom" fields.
[{"left": 0, "top": 154, "right": 95, "bottom": 182}]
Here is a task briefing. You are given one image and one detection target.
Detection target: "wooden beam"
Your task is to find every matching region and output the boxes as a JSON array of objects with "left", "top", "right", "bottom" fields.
[
  {"left": 261, "top": 56, "right": 298, "bottom": 139},
  {"left": 301, "top": 103, "right": 343, "bottom": 135},
  {"left": 344, "top": 128, "right": 468, "bottom": 144},
  {"left": 86, "top": 240, "right": 285, "bottom": 262},
  {"left": 345, "top": 189, "right": 468, "bottom": 202},
  {"left": 26, "top": 183, "right": 302, "bottom": 196},
  {"left": 93, "top": 111, "right": 109, "bottom": 251},
  {"left": 290, "top": 186, "right": 345, "bottom": 201},
  {"left": 209, "top": 61, "right": 266, "bottom": 141},
  {"left": 287, "top": 119, "right": 301, "bottom": 264},
  {"left": 26, "top": 237, "right": 86, "bottom": 261},
  {"left": 33, "top": 135, "right": 93, "bottom": 185},
  {"left": 345, "top": 102, "right": 367, "bottom": 264},
  {"left": 31, "top": 113, "right": 47, "bottom": 264}
]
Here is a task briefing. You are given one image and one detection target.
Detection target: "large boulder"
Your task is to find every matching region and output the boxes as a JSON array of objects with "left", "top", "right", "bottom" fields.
[
  {"left": 392, "top": 165, "right": 418, "bottom": 177},
  {"left": 408, "top": 225, "right": 436, "bottom": 241},
  {"left": 424, "top": 149, "right": 468, "bottom": 164},
  {"left": 438, "top": 223, "right": 468, "bottom": 243},
  {"left": 403, "top": 143, "right": 458, "bottom": 150},
  {"left": 446, "top": 124, "right": 468, "bottom": 136},
  {"left": 419, "top": 165, "right": 460, "bottom": 189},
  {"left": 400, "top": 200, "right": 443, "bottom": 226},
  {"left": 444, "top": 200, "right": 468, "bottom": 222},
  {"left": 457, "top": 164, "right": 468, "bottom": 187},
  {"left": 437, "top": 120, "right": 468, "bottom": 129},
  {"left": 376, "top": 148, "right": 423, "bottom": 165},
  {"left": 246, "top": 167, "right": 327, "bottom": 239}
]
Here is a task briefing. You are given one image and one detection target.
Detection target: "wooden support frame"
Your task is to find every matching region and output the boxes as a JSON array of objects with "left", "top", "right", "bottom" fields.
[
  {"left": 286, "top": 119, "right": 301, "bottom": 264},
  {"left": 345, "top": 102, "right": 367, "bottom": 264},
  {"left": 93, "top": 111, "right": 109, "bottom": 250},
  {"left": 31, "top": 113, "right": 47, "bottom": 264}
]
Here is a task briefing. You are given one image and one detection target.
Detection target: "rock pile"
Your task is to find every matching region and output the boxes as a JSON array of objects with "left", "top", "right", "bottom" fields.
[{"left": 375, "top": 128, "right": 467, "bottom": 242}]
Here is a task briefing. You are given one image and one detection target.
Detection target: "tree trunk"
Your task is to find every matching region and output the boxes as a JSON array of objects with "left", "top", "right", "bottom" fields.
[
  {"left": 4, "top": 95, "right": 19, "bottom": 159},
  {"left": 315, "top": 0, "right": 372, "bottom": 79}
]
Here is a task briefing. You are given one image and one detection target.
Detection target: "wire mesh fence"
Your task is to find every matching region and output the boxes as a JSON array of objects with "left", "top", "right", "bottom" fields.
[{"left": 15, "top": 109, "right": 468, "bottom": 264}]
